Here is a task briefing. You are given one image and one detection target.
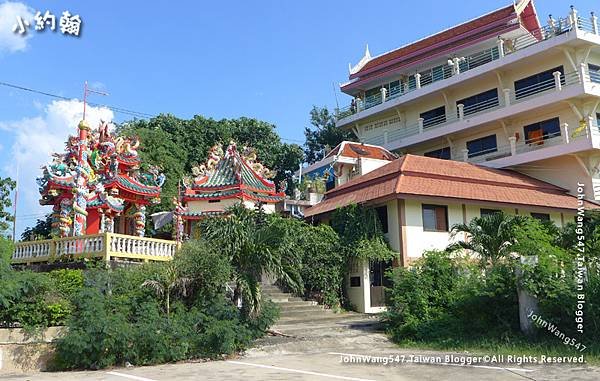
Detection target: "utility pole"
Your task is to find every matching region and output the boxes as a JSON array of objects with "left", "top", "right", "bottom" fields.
[{"left": 12, "top": 164, "right": 19, "bottom": 243}]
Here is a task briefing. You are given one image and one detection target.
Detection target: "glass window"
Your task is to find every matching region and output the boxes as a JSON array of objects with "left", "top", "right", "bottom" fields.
[
  {"left": 589, "top": 64, "right": 600, "bottom": 83},
  {"left": 457, "top": 88, "right": 499, "bottom": 116},
  {"left": 514, "top": 66, "right": 564, "bottom": 100},
  {"left": 375, "top": 206, "right": 388, "bottom": 234},
  {"left": 420, "top": 106, "right": 446, "bottom": 128},
  {"left": 523, "top": 117, "right": 560, "bottom": 145},
  {"left": 424, "top": 147, "right": 451, "bottom": 160},
  {"left": 466, "top": 134, "right": 497, "bottom": 158},
  {"left": 531, "top": 212, "right": 550, "bottom": 221},
  {"left": 422, "top": 204, "right": 448, "bottom": 232},
  {"left": 480, "top": 208, "right": 501, "bottom": 217}
]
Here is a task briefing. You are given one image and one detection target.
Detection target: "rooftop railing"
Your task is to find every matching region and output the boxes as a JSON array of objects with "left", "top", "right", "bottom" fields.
[
  {"left": 363, "top": 70, "right": 581, "bottom": 146},
  {"left": 336, "top": 7, "right": 598, "bottom": 121}
]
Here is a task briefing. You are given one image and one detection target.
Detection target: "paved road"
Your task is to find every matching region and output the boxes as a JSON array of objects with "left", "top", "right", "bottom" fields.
[{"left": 1, "top": 315, "right": 598, "bottom": 380}]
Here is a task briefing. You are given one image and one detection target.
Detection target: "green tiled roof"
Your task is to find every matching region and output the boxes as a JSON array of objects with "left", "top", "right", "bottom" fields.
[
  {"left": 194, "top": 152, "right": 275, "bottom": 193},
  {"left": 186, "top": 189, "right": 239, "bottom": 199}
]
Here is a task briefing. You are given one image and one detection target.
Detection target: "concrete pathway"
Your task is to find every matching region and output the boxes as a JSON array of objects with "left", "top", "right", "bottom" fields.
[{"left": 1, "top": 287, "right": 598, "bottom": 380}]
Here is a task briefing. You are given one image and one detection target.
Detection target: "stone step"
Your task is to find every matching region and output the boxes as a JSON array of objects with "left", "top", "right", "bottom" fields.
[
  {"left": 262, "top": 292, "right": 294, "bottom": 299},
  {"left": 273, "top": 316, "right": 379, "bottom": 330},
  {"left": 278, "top": 304, "right": 324, "bottom": 313},
  {"left": 277, "top": 312, "right": 360, "bottom": 325},
  {"left": 267, "top": 296, "right": 304, "bottom": 303},
  {"left": 276, "top": 300, "right": 317, "bottom": 308},
  {"left": 279, "top": 310, "right": 331, "bottom": 319}
]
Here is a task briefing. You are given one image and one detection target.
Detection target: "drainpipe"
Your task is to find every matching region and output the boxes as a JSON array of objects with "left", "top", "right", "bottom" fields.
[
  {"left": 418, "top": 118, "right": 424, "bottom": 134},
  {"left": 415, "top": 73, "right": 421, "bottom": 89}
]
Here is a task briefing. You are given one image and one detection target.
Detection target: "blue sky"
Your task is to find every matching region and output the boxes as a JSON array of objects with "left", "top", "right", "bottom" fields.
[{"left": 0, "top": 0, "right": 595, "bottom": 235}]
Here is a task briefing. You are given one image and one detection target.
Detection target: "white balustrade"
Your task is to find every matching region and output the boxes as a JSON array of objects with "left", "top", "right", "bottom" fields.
[{"left": 13, "top": 233, "right": 177, "bottom": 263}]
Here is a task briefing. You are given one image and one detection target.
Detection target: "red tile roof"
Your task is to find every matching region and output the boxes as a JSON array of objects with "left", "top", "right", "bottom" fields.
[
  {"left": 325, "top": 141, "right": 397, "bottom": 161},
  {"left": 304, "top": 155, "right": 598, "bottom": 217},
  {"left": 344, "top": 1, "right": 540, "bottom": 90}
]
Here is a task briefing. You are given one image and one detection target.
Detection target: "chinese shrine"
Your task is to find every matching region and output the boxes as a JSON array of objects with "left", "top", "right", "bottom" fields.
[
  {"left": 37, "top": 119, "right": 165, "bottom": 238},
  {"left": 174, "top": 141, "right": 285, "bottom": 240}
]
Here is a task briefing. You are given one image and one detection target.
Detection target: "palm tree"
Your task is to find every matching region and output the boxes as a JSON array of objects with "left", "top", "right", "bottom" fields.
[
  {"left": 201, "top": 204, "right": 301, "bottom": 317},
  {"left": 448, "top": 212, "right": 524, "bottom": 265},
  {"left": 141, "top": 263, "right": 191, "bottom": 318}
]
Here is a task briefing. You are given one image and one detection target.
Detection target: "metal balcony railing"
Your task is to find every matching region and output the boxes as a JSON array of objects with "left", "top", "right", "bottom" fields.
[
  {"left": 362, "top": 70, "right": 581, "bottom": 147},
  {"left": 336, "top": 7, "right": 599, "bottom": 121}
]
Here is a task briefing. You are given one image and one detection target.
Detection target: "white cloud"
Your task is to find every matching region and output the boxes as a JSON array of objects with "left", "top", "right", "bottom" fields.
[
  {"left": 0, "top": 99, "right": 114, "bottom": 235},
  {"left": 0, "top": 1, "right": 35, "bottom": 54}
]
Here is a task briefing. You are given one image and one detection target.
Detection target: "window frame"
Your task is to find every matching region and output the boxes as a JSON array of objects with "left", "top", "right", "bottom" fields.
[
  {"left": 466, "top": 134, "right": 498, "bottom": 158},
  {"left": 424, "top": 147, "right": 451, "bottom": 160},
  {"left": 422, "top": 204, "right": 449, "bottom": 232},
  {"left": 420, "top": 105, "right": 447, "bottom": 128},
  {"left": 457, "top": 88, "right": 499, "bottom": 117},
  {"left": 523, "top": 117, "right": 561, "bottom": 145},
  {"left": 480, "top": 208, "right": 501, "bottom": 217},
  {"left": 514, "top": 66, "right": 564, "bottom": 100}
]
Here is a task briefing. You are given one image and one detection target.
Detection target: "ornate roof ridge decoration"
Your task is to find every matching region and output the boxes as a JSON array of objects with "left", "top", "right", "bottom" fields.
[
  {"left": 183, "top": 141, "right": 283, "bottom": 198},
  {"left": 37, "top": 120, "right": 166, "bottom": 235}
]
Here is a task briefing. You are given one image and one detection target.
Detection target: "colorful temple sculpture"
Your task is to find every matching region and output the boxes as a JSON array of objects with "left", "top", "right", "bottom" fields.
[
  {"left": 37, "top": 120, "right": 165, "bottom": 238},
  {"left": 176, "top": 141, "right": 285, "bottom": 240}
]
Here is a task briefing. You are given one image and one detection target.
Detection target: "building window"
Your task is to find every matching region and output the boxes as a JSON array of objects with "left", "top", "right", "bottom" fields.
[
  {"left": 531, "top": 212, "right": 550, "bottom": 221},
  {"left": 208, "top": 199, "right": 221, "bottom": 203},
  {"left": 422, "top": 204, "right": 448, "bottom": 232},
  {"left": 457, "top": 88, "right": 499, "bottom": 116},
  {"left": 350, "top": 276, "right": 361, "bottom": 287},
  {"left": 589, "top": 64, "right": 600, "bottom": 83},
  {"left": 480, "top": 208, "right": 501, "bottom": 217},
  {"left": 420, "top": 106, "right": 446, "bottom": 128},
  {"left": 466, "top": 134, "right": 497, "bottom": 158},
  {"left": 375, "top": 206, "right": 388, "bottom": 234},
  {"left": 424, "top": 147, "right": 451, "bottom": 160},
  {"left": 523, "top": 117, "right": 561, "bottom": 145},
  {"left": 514, "top": 66, "right": 564, "bottom": 100}
]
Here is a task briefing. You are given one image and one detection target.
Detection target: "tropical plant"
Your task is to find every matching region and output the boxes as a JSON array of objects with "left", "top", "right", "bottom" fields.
[
  {"left": 448, "top": 212, "right": 525, "bottom": 265},
  {"left": 331, "top": 204, "right": 396, "bottom": 262},
  {"left": 0, "top": 176, "right": 16, "bottom": 235},
  {"left": 304, "top": 106, "right": 356, "bottom": 164},
  {"left": 201, "top": 204, "right": 301, "bottom": 316},
  {"left": 141, "top": 263, "right": 191, "bottom": 318}
]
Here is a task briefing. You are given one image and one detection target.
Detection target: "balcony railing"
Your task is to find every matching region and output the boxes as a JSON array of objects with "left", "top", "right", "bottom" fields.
[
  {"left": 453, "top": 117, "right": 600, "bottom": 165},
  {"left": 11, "top": 233, "right": 178, "bottom": 264},
  {"left": 363, "top": 70, "right": 581, "bottom": 146},
  {"left": 336, "top": 7, "right": 599, "bottom": 121}
]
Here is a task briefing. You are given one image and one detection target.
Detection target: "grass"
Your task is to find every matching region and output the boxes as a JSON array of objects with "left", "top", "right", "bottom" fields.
[{"left": 394, "top": 337, "right": 599, "bottom": 365}]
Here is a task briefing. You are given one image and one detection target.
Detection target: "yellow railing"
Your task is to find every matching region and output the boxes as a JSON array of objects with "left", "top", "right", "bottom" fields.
[{"left": 12, "top": 233, "right": 178, "bottom": 264}]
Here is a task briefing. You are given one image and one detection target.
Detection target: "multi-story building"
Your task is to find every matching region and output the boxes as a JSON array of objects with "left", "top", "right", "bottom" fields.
[
  {"left": 302, "top": 0, "right": 600, "bottom": 313},
  {"left": 335, "top": 1, "right": 600, "bottom": 201}
]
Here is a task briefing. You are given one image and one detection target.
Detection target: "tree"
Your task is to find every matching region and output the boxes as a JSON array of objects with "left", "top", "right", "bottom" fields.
[
  {"left": 201, "top": 204, "right": 301, "bottom": 316},
  {"left": 448, "top": 212, "right": 525, "bottom": 265},
  {"left": 303, "top": 106, "right": 356, "bottom": 164},
  {"left": 119, "top": 114, "right": 303, "bottom": 203},
  {"left": 141, "top": 263, "right": 191, "bottom": 318},
  {"left": 0, "top": 176, "right": 16, "bottom": 235},
  {"left": 21, "top": 214, "right": 52, "bottom": 241}
]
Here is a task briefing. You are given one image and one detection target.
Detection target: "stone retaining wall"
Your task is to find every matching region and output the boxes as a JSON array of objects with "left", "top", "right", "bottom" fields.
[{"left": 0, "top": 327, "right": 63, "bottom": 374}]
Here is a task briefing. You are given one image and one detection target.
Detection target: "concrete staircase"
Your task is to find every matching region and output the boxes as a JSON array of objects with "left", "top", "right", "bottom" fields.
[{"left": 260, "top": 283, "right": 380, "bottom": 338}]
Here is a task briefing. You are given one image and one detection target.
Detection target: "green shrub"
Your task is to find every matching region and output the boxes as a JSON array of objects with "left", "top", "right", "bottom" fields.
[{"left": 299, "top": 225, "right": 343, "bottom": 307}]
